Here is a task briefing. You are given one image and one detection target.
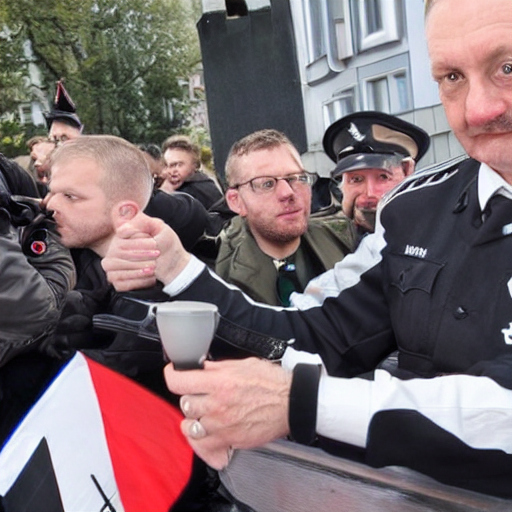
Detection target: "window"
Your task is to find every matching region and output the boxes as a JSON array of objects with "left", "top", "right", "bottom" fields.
[
  {"left": 393, "top": 72, "right": 410, "bottom": 112},
  {"left": 367, "top": 77, "right": 389, "bottom": 112},
  {"left": 302, "top": 0, "right": 354, "bottom": 84},
  {"left": 304, "top": 0, "right": 326, "bottom": 62},
  {"left": 358, "top": 0, "right": 399, "bottom": 51},
  {"left": 364, "top": 0, "right": 383, "bottom": 35},
  {"left": 19, "top": 104, "right": 33, "bottom": 125},
  {"left": 323, "top": 89, "right": 356, "bottom": 128},
  {"left": 329, "top": 0, "right": 353, "bottom": 63},
  {"left": 364, "top": 70, "right": 411, "bottom": 114},
  {"left": 303, "top": 0, "right": 353, "bottom": 67}
]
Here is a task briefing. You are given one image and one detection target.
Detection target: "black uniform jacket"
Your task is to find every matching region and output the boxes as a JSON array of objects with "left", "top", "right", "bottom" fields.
[{"left": 171, "top": 157, "right": 512, "bottom": 498}]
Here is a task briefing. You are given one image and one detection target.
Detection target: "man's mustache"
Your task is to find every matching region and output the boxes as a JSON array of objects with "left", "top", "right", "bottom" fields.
[{"left": 480, "top": 113, "right": 512, "bottom": 133}]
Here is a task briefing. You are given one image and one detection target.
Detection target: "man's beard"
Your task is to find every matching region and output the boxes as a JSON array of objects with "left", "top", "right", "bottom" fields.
[
  {"left": 353, "top": 208, "right": 377, "bottom": 234},
  {"left": 249, "top": 218, "right": 307, "bottom": 245}
]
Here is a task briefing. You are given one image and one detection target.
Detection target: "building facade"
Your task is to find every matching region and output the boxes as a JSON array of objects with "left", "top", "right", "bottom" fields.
[
  {"left": 290, "top": 0, "right": 465, "bottom": 174},
  {"left": 199, "top": 0, "right": 466, "bottom": 178}
]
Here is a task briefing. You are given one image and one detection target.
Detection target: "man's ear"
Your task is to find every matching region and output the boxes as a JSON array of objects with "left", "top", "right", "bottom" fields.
[
  {"left": 225, "top": 189, "right": 246, "bottom": 216},
  {"left": 402, "top": 158, "right": 415, "bottom": 177},
  {"left": 112, "top": 201, "right": 140, "bottom": 228}
]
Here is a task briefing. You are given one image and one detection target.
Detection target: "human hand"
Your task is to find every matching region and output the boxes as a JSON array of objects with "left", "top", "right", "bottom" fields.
[
  {"left": 32, "top": 140, "right": 55, "bottom": 178},
  {"left": 165, "top": 358, "right": 292, "bottom": 470},
  {"left": 102, "top": 212, "right": 190, "bottom": 291}
]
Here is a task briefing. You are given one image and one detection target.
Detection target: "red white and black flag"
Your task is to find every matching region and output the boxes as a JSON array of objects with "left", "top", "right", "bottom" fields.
[{"left": 0, "top": 353, "right": 193, "bottom": 511}]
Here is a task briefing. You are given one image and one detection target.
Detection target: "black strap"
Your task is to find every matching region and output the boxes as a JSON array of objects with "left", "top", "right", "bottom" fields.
[
  {"left": 289, "top": 363, "right": 321, "bottom": 445},
  {"left": 93, "top": 296, "right": 291, "bottom": 360}
]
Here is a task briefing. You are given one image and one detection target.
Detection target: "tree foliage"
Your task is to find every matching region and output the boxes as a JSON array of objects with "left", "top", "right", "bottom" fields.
[
  {"left": 1, "top": 0, "right": 201, "bottom": 144},
  {"left": 0, "top": 8, "right": 29, "bottom": 116}
]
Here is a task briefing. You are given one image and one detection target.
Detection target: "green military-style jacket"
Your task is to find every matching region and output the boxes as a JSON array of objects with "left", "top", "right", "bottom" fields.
[{"left": 215, "top": 216, "right": 354, "bottom": 306}]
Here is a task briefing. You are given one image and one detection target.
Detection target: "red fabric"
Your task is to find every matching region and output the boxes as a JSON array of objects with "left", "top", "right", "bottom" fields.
[{"left": 86, "top": 357, "right": 193, "bottom": 512}]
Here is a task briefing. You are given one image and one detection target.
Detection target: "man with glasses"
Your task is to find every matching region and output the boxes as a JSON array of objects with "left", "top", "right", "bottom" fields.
[{"left": 215, "top": 129, "right": 351, "bottom": 306}]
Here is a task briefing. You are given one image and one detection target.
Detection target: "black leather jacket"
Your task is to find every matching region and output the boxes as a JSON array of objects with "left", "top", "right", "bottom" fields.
[{"left": 0, "top": 155, "right": 75, "bottom": 366}]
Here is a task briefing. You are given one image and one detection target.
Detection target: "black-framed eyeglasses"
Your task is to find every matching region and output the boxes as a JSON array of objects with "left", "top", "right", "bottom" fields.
[{"left": 230, "top": 172, "right": 317, "bottom": 195}]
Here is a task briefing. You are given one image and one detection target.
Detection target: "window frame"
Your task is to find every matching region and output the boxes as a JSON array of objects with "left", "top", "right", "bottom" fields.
[
  {"left": 19, "top": 104, "right": 33, "bottom": 125},
  {"left": 362, "top": 68, "right": 411, "bottom": 114},
  {"left": 322, "top": 87, "right": 357, "bottom": 129},
  {"left": 304, "top": 0, "right": 327, "bottom": 64},
  {"left": 303, "top": 0, "right": 353, "bottom": 68},
  {"left": 358, "top": 0, "right": 399, "bottom": 52}
]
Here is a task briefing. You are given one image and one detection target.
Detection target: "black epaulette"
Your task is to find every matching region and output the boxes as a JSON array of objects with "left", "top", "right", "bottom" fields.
[{"left": 381, "top": 154, "right": 469, "bottom": 208}]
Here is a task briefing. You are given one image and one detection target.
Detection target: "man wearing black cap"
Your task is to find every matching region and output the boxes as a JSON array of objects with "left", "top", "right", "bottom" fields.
[
  {"left": 44, "top": 81, "right": 83, "bottom": 144},
  {"left": 325, "top": 111, "right": 429, "bottom": 241},
  {"left": 291, "top": 111, "right": 429, "bottom": 309}
]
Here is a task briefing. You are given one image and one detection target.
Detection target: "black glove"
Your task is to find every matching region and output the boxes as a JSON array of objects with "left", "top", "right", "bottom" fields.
[{"left": 0, "top": 193, "right": 59, "bottom": 258}]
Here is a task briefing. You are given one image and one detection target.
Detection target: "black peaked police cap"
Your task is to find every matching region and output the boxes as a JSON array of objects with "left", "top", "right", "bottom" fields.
[{"left": 323, "top": 111, "right": 430, "bottom": 164}]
